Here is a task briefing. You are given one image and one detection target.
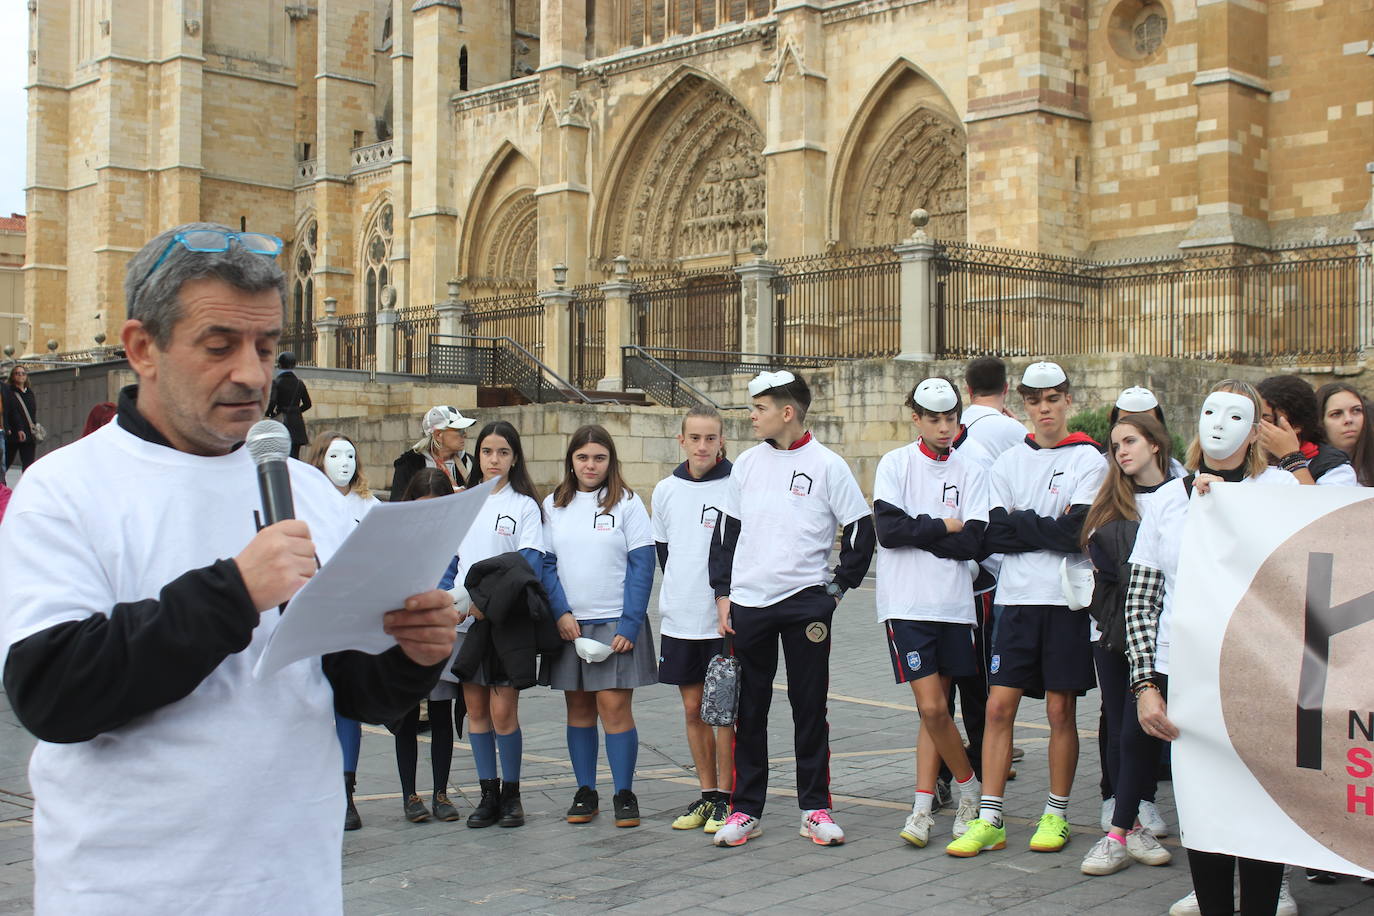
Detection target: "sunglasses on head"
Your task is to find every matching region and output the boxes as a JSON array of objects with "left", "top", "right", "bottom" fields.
[{"left": 133, "top": 229, "right": 283, "bottom": 302}]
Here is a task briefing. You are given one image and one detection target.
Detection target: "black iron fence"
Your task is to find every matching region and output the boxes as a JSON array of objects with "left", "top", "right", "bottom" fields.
[
  {"left": 622, "top": 345, "right": 856, "bottom": 409},
  {"left": 336, "top": 312, "right": 376, "bottom": 370},
  {"left": 428, "top": 334, "right": 595, "bottom": 405},
  {"left": 570, "top": 284, "right": 606, "bottom": 391},
  {"left": 280, "top": 322, "right": 317, "bottom": 365},
  {"left": 933, "top": 241, "right": 1372, "bottom": 364},
  {"left": 631, "top": 269, "right": 740, "bottom": 353},
  {"left": 392, "top": 306, "right": 438, "bottom": 374},
  {"left": 462, "top": 292, "right": 545, "bottom": 361},
  {"left": 772, "top": 246, "right": 901, "bottom": 358}
]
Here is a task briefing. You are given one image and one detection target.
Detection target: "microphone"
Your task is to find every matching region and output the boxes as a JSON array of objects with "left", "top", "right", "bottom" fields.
[{"left": 246, "top": 419, "right": 295, "bottom": 528}]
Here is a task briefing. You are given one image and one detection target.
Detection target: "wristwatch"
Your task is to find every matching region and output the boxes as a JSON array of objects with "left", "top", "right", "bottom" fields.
[{"left": 824, "top": 582, "right": 846, "bottom": 601}]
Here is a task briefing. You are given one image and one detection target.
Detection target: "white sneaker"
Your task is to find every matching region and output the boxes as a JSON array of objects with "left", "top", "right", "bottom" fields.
[
  {"left": 1138, "top": 799, "right": 1169, "bottom": 837},
  {"left": 1101, "top": 797, "right": 1115, "bottom": 832},
  {"left": 1169, "top": 889, "right": 1241, "bottom": 915},
  {"left": 899, "top": 809, "right": 934, "bottom": 848},
  {"left": 1125, "top": 826, "right": 1171, "bottom": 866},
  {"left": 799, "top": 808, "right": 845, "bottom": 846},
  {"left": 713, "top": 811, "right": 762, "bottom": 847},
  {"left": 1081, "top": 835, "right": 1130, "bottom": 876},
  {"left": 1277, "top": 870, "right": 1298, "bottom": 916},
  {"left": 953, "top": 796, "right": 978, "bottom": 838}
]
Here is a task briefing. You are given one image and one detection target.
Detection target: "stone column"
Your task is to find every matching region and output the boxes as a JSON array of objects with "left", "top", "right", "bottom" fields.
[
  {"left": 763, "top": 2, "right": 827, "bottom": 257},
  {"left": 375, "top": 287, "right": 398, "bottom": 373},
  {"left": 735, "top": 242, "right": 778, "bottom": 355},
  {"left": 435, "top": 278, "right": 467, "bottom": 339},
  {"left": 540, "top": 286, "right": 574, "bottom": 376},
  {"left": 315, "top": 297, "right": 340, "bottom": 369},
  {"left": 598, "top": 256, "right": 634, "bottom": 391},
  {"left": 410, "top": 1, "right": 463, "bottom": 308},
  {"left": 536, "top": 1, "right": 590, "bottom": 292},
  {"left": 894, "top": 210, "right": 936, "bottom": 362}
]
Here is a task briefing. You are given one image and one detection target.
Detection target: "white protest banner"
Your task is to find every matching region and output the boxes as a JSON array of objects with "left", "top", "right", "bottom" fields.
[{"left": 1171, "top": 483, "right": 1374, "bottom": 878}]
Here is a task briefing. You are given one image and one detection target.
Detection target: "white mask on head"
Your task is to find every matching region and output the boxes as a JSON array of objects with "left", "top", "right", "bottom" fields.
[
  {"left": 1197, "top": 392, "right": 1255, "bottom": 461},
  {"left": 323, "top": 439, "right": 357, "bottom": 489}
]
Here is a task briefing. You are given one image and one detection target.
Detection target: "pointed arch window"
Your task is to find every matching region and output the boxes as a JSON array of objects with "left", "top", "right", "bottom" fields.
[
  {"left": 362, "top": 203, "right": 394, "bottom": 319},
  {"left": 291, "top": 220, "right": 317, "bottom": 329}
]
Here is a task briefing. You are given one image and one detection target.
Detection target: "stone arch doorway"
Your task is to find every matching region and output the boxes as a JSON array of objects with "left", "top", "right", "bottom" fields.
[
  {"left": 594, "top": 71, "right": 766, "bottom": 271},
  {"left": 833, "top": 62, "right": 967, "bottom": 247},
  {"left": 462, "top": 143, "right": 539, "bottom": 293}
]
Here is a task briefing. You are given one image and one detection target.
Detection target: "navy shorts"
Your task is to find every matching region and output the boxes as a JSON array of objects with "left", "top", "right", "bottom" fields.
[
  {"left": 988, "top": 603, "right": 1096, "bottom": 698},
  {"left": 658, "top": 634, "right": 725, "bottom": 686},
  {"left": 885, "top": 619, "right": 978, "bottom": 684}
]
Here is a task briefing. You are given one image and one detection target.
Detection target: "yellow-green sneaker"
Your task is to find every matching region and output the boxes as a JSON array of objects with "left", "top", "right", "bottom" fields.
[
  {"left": 703, "top": 800, "right": 729, "bottom": 834},
  {"left": 1029, "top": 813, "right": 1071, "bottom": 852},
  {"left": 672, "top": 797, "right": 713, "bottom": 830},
  {"left": 945, "top": 818, "right": 1006, "bottom": 857}
]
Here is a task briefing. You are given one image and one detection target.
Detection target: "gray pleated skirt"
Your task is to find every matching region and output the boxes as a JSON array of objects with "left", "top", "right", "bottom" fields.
[{"left": 540, "top": 619, "right": 659, "bottom": 691}]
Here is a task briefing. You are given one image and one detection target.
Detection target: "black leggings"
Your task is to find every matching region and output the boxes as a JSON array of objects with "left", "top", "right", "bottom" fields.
[
  {"left": 395, "top": 700, "right": 461, "bottom": 798},
  {"left": 1095, "top": 643, "right": 1158, "bottom": 820},
  {"left": 1187, "top": 850, "right": 1283, "bottom": 916}
]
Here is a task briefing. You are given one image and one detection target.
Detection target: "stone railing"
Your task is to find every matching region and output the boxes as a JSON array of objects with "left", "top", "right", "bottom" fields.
[
  {"left": 350, "top": 141, "right": 394, "bottom": 174},
  {"left": 294, "top": 159, "right": 317, "bottom": 187}
]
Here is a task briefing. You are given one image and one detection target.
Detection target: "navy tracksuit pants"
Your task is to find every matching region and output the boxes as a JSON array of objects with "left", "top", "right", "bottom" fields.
[{"left": 729, "top": 586, "right": 835, "bottom": 818}]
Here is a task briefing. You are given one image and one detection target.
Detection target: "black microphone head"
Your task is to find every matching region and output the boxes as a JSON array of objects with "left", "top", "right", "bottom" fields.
[{"left": 246, "top": 419, "right": 292, "bottom": 466}]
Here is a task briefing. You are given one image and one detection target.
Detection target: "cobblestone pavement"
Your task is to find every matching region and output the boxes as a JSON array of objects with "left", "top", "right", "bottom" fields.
[{"left": 1, "top": 578, "right": 1370, "bottom": 914}]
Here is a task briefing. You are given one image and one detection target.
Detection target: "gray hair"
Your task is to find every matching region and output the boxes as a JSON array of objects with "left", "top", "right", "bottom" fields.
[{"left": 124, "top": 221, "right": 288, "bottom": 347}]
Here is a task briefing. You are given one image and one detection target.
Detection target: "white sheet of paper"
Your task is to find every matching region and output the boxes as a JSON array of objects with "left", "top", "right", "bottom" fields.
[{"left": 253, "top": 478, "right": 496, "bottom": 680}]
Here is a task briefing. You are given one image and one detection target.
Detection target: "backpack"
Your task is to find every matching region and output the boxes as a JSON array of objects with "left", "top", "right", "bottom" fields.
[{"left": 699, "top": 636, "right": 740, "bottom": 726}]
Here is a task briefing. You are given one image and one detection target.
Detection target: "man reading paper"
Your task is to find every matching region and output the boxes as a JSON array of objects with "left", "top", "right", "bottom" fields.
[{"left": 0, "top": 223, "right": 459, "bottom": 914}]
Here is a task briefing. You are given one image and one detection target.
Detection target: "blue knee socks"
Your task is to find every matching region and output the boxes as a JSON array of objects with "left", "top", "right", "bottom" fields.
[
  {"left": 335, "top": 715, "right": 361, "bottom": 773},
  {"left": 469, "top": 730, "right": 497, "bottom": 781},
  {"left": 567, "top": 725, "right": 599, "bottom": 789},
  {"left": 496, "top": 729, "right": 522, "bottom": 784},
  {"left": 605, "top": 728, "right": 639, "bottom": 794}
]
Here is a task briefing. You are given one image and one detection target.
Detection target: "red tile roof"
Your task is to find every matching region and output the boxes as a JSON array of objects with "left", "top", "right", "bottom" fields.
[{"left": 0, "top": 214, "right": 25, "bottom": 232}]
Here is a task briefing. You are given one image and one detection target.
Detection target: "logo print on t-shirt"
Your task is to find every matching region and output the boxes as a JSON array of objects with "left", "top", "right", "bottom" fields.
[
  {"left": 593, "top": 512, "right": 616, "bottom": 531},
  {"left": 494, "top": 514, "right": 516, "bottom": 537},
  {"left": 700, "top": 505, "right": 722, "bottom": 530},
  {"left": 942, "top": 483, "right": 961, "bottom": 510},
  {"left": 1048, "top": 469, "right": 1064, "bottom": 496},
  {"left": 789, "top": 471, "right": 813, "bottom": 497}
]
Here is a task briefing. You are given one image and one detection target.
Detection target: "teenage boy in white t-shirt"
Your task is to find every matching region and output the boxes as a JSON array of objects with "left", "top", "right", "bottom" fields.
[
  {"left": 652, "top": 405, "right": 734, "bottom": 834},
  {"left": 947, "top": 361, "right": 1107, "bottom": 859},
  {"left": 709, "top": 370, "right": 874, "bottom": 848},
  {"left": 875, "top": 378, "right": 990, "bottom": 849}
]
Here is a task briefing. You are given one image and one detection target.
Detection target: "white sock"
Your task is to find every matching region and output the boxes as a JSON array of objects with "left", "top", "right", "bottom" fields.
[
  {"left": 912, "top": 790, "right": 934, "bottom": 816},
  {"left": 956, "top": 773, "right": 980, "bottom": 802},
  {"left": 979, "top": 795, "right": 1004, "bottom": 827},
  {"left": 1045, "top": 792, "right": 1070, "bottom": 818}
]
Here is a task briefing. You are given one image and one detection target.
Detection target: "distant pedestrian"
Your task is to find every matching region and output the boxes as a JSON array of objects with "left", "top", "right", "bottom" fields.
[
  {"left": 266, "top": 351, "right": 311, "bottom": 459},
  {"left": 3, "top": 365, "right": 39, "bottom": 472}
]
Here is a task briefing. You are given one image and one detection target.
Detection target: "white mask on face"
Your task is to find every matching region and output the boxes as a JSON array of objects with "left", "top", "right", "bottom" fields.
[
  {"left": 1197, "top": 392, "right": 1255, "bottom": 461},
  {"left": 323, "top": 439, "right": 357, "bottom": 488}
]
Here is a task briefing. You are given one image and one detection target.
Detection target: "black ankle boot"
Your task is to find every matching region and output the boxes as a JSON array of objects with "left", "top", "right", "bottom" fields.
[
  {"left": 466, "top": 778, "right": 501, "bottom": 828},
  {"left": 498, "top": 781, "right": 525, "bottom": 827},
  {"left": 344, "top": 771, "right": 362, "bottom": 831}
]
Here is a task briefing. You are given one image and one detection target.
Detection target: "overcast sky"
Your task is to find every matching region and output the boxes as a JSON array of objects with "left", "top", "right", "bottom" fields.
[{"left": 1, "top": 5, "right": 27, "bottom": 217}]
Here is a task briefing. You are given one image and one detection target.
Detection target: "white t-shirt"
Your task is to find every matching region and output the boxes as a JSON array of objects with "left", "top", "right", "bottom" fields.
[
  {"left": 1129, "top": 466, "right": 1297, "bottom": 673},
  {"left": 874, "top": 442, "right": 990, "bottom": 623},
  {"left": 724, "top": 436, "right": 871, "bottom": 608},
  {"left": 652, "top": 466, "right": 733, "bottom": 639},
  {"left": 1316, "top": 462, "right": 1359, "bottom": 486},
  {"left": 989, "top": 436, "right": 1109, "bottom": 605},
  {"left": 0, "top": 420, "right": 354, "bottom": 915},
  {"left": 343, "top": 489, "right": 380, "bottom": 523},
  {"left": 543, "top": 488, "right": 654, "bottom": 620},
  {"left": 960, "top": 404, "right": 1029, "bottom": 458},
  {"left": 452, "top": 485, "right": 545, "bottom": 635}
]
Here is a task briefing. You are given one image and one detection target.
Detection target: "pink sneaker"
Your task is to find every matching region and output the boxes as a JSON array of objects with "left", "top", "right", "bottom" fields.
[
  {"left": 800, "top": 808, "right": 845, "bottom": 846},
  {"left": 713, "top": 811, "right": 762, "bottom": 847}
]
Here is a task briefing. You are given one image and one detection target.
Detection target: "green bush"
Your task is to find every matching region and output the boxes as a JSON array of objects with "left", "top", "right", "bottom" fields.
[{"left": 1070, "top": 406, "right": 1188, "bottom": 460}]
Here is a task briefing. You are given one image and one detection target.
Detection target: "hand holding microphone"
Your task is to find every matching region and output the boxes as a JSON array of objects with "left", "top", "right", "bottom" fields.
[{"left": 237, "top": 420, "right": 317, "bottom": 612}]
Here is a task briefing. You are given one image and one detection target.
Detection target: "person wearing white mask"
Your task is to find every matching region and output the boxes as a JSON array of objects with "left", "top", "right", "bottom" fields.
[
  {"left": 1122, "top": 380, "right": 1299, "bottom": 916},
  {"left": 306, "top": 431, "right": 382, "bottom": 829},
  {"left": 1111, "top": 387, "right": 1186, "bottom": 479}
]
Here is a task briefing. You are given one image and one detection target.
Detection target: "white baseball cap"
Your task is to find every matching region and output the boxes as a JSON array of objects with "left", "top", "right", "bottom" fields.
[
  {"left": 748, "top": 369, "right": 796, "bottom": 398},
  {"left": 422, "top": 405, "right": 477, "bottom": 434},
  {"left": 913, "top": 378, "right": 958, "bottom": 413},
  {"left": 1115, "top": 386, "right": 1160, "bottom": 413},
  {"left": 1021, "top": 361, "right": 1067, "bottom": 389}
]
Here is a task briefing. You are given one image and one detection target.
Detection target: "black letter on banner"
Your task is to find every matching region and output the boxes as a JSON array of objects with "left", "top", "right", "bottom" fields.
[{"left": 1297, "top": 552, "right": 1374, "bottom": 770}]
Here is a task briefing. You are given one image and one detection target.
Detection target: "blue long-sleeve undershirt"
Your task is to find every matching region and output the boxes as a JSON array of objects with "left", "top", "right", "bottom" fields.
[{"left": 617, "top": 545, "right": 656, "bottom": 643}]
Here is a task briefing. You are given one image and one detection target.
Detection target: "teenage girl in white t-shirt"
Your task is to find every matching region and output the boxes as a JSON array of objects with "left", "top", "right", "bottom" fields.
[
  {"left": 305, "top": 430, "right": 381, "bottom": 832},
  {"left": 1077, "top": 414, "right": 1174, "bottom": 877},
  {"left": 1124, "top": 380, "right": 1298, "bottom": 915},
  {"left": 541, "top": 424, "right": 657, "bottom": 829},
  {"left": 441, "top": 420, "right": 546, "bottom": 830}
]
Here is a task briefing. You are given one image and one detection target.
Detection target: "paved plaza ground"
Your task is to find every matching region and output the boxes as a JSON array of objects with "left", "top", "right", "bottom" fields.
[{"left": 0, "top": 572, "right": 1370, "bottom": 915}]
